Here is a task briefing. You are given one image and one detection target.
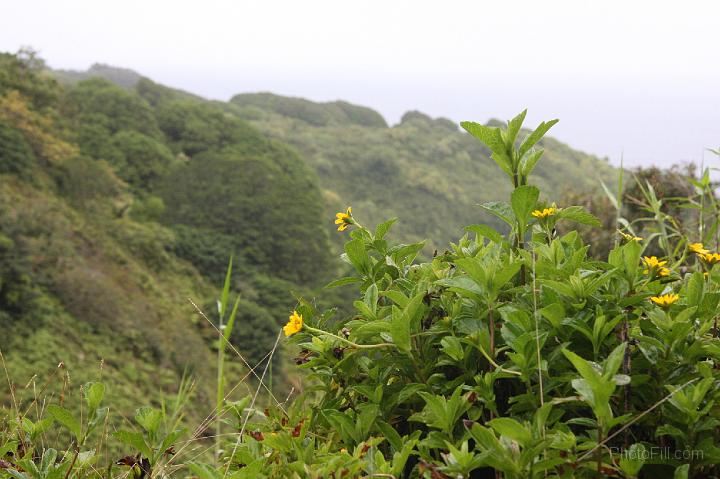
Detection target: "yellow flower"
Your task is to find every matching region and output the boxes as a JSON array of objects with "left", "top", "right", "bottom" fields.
[
  {"left": 334, "top": 206, "right": 353, "bottom": 232},
  {"left": 642, "top": 256, "right": 667, "bottom": 269},
  {"left": 283, "top": 311, "right": 303, "bottom": 337},
  {"left": 531, "top": 207, "right": 557, "bottom": 219},
  {"left": 619, "top": 230, "right": 643, "bottom": 242},
  {"left": 689, "top": 242, "right": 710, "bottom": 255},
  {"left": 650, "top": 293, "right": 679, "bottom": 308},
  {"left": 643, "top": 256, "right": 671, "bottom": 277},
  {"left": 700, "top": 252, "right": 720, "bottom": 265}
]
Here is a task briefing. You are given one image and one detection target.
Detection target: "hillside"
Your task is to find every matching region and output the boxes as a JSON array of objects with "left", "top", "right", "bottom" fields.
[
  {"left": 0, "top": 52, "right": 332, "bottom": 423},
  {"left": 2, "top": 55, "right": 617, "bottom": 424},
  {"left": 229, "top": 93, "right": 617, "bottom": 252}
]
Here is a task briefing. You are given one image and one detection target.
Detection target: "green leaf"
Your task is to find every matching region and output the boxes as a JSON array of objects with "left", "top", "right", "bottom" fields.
[
  {"left": 160, "top": 428, "right": 186, "bottom": 453},
  {"left": 600, "top": 180, "right": 619, "bottom": 210},
  {"left": 47, "top": 405, "right": 82, "bottom": 441},
  {"left": 540, "top": 303, "right": 565, "bottom": 329},
  {"left": 324, "top": 276, "right": 362, "bottom": 289},
  {"left": 440, "top": 336, "right": 464, "bottom": 361},
  {"left": 519, "top": 119, "right": 559, "bottom": 158},
  {"left": 353, "top": 300, "right": 377, "bottom": 321},
  {"left": 376, "top": 421, "right": 403, "bottom": 452},
  {"left": 390, "top": 293, "right": 425, "bottom": 352},
  {"left": 562, "top": 349, "right": 601, "bottom": 386},
  {"left": 223, "top": 295, "right": 241, "bottom": 343},
  {"left": 621, "top": 239, "right": 643, "bottom": 285},
  {"left": 511, "top": 185, "right": 539, "bottom": 228},
  {"left": 455, "top": 257, "right": 486, "bottom": 287},
  {"left": 135, "top": 406, "right": 162, "bottom": 435},
  {"left": 30, "top": 417, "right": 54, "bottom": 440},
  {"left": 390, "top": 306, "right": 411, "bottom": 353},
  {"left": 479, "top": 201, "right": 515, "bottom": 227},
  {"left": 218, "top": 256, "right": 233, "bottom": 320},
  {"left": 383, "top": 289, "right": 409, "bottom": 308},
  {"left": 344, "top": 238, "right": 371, "bottom": 275},
  {"left": 397, "top": 383, "right": 426, "bottom": 404},
  {"left": 505, "top": 109, "right": 527, "bottom": 150},
  {"left": 557, "top": 206, "right": 601, "bottom": 227},
  {"left": 488, "top": 417, "right": 532, "bottom": 447},
  {"left": 674, "top": 464, "right": 689, "bottom": 479},
  {"left": 364, "top": 283, "right": 379, "bottom": 315},
  {"left": 492, "top": 261, "right": 521, "bottom": 294},
  {"left": 0, "top": 440, "right": 18, "bottom": 457},
  {"left": 390, "top": 242, "right": 425, "bottom": 265},
  {"left": 374, "top": 218, "right": 397, "bottom": 240},
  {"left": 114, "top": 430, "right": 152, "bottom": 459},
  {"left": 322, "top": 410, "right": 360, "bottom": 445},
  {"left": 5, "top": 468, "right": 29, "bottom": 479},
  {"left": 465, "top": 224, "right": 503, "bottom": 244},
  {"left": 519, "top": 149, "right": 544, "bottom": 178},
  {"left": 686, "top": 271, "right": 704, "bottom": 307},
  {"left": 461, "top": 121, "right": 513, "bottom": 177},
  {"left": 84, "top": 382, "right": 105, "bottom": 411},
  {"left": 603, "top": 343, "right": 628, "bottom": 378}
]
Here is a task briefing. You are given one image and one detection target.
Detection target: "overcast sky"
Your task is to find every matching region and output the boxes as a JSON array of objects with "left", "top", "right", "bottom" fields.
[{"left": 2, "top": 0, "right": 719, "bottom": 167}]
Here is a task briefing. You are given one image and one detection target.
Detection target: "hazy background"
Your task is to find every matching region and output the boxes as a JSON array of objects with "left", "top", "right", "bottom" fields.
[{"left": 2, "top": 0, "right": 718, "bottom": 167}]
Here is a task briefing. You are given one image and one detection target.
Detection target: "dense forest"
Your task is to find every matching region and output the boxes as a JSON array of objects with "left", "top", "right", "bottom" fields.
[{"left": 1, "top": 50, "right": 616, "bottom": 422}]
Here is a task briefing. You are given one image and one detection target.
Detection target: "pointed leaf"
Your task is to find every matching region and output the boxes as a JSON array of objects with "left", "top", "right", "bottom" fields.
[
  {"left": 47, "top": 405, "right": 81, "bottom": 441},
  {"left": 519, "top": 119, "right": 559, "bottom": 158},
  {"left": 511, "top": 185, "right": 539, "bottom": 228}
]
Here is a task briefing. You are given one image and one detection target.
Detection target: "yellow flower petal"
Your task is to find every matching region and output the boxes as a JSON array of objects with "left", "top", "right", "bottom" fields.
[
  {"left": 701, "top": 253, "right": 720, "bottom": 264},
  {"left": 642, "top": 256, "right": 667, "bottom": 269},
  {"left": 689, "top": 243, "right": 710, "bottom": 255},
  {"left": 650, "top": 293, "right": 679, "bottom": 308},
  {"left": 334, "top": 206, "right": 353, "bottom": 232},
  {"left": 619, "top": 230, "right": 643, "bottom": 242},
  {"left": 531, "top": 207, "right": 557, "bottom": 219},
  {"left": 283, "top": 311, "right": 303, "bottom": 336}
]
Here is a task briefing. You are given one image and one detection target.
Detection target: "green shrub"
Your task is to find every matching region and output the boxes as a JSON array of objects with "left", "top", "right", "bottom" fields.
[
  {"left": 0, "top": 120, "right": 34, "bottom": 174},
  {"left": 225, "top": 111, "right": 720, "bottom": 478},
  {"left": 110, "top": 130, "right": 175, "bottom": 188},
  {"left": 63, "top": 77, "right": 161, "bottom": 138},
  {"left": 158, "top": 146, "right": 331, "bottom": 284}
]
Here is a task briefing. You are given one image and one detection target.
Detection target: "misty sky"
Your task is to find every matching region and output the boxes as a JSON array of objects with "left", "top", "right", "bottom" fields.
[{"left": 2, "top": 0, "right": 719, "bottom": 168}]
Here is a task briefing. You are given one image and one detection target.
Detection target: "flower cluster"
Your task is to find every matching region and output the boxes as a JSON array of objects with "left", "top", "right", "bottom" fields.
[
  {"left": 688, "top": 242, "right": 720, "bottom": 266},
  {"left": 643, "top": 256, "right": 670, "bottom": 277}
]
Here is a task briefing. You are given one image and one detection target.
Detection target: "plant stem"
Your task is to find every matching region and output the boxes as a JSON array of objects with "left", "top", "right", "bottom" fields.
[
  {"left": 303, "top": 326, "right": 396, "bottom": 349},
  {"left": 622, "top": 315, "right": 631, "bottom": 448},
  {"left": 488, "top": 306, "right": 495, "bottom": 366},
  {"left": 216, "top": 320, "right": 224, "bottom": 464},
  {"left": 596, "top": 428, "right": 603, "bottom": 478},
  {"left": 475, "top": 342, "right": 521, "bottom": 376}
]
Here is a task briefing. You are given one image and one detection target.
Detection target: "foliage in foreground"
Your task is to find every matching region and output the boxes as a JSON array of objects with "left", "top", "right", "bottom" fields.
[
  {"left": 235, "top": 113, "right": 720, "bottom": 477},
  {"left": 3, "top": 103, "right": 720, "bottom": 477}
]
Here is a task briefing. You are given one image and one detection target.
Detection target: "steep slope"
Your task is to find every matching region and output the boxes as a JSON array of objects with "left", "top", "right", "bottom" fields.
[
  {"left": 0, "top": 53, "right": 332, "bottom": 420},
  {"left": 230, "top": 93, "right": 617, "bottom": 252}
]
